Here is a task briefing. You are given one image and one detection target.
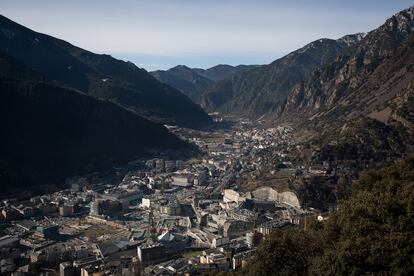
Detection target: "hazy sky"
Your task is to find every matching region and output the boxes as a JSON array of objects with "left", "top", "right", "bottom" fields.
[{"left": 1, "top": 0, "right": 413, "bottom": 70}]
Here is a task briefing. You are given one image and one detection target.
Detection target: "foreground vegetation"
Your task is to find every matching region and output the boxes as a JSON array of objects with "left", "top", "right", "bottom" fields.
[{"left": 242, "top": 156, "right": 414, "bottom": 275}]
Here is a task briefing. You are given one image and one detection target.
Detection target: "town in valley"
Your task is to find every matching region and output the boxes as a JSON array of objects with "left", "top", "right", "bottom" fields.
[{"left": 0, "top": 117, "right": 353, "bottom": 275}]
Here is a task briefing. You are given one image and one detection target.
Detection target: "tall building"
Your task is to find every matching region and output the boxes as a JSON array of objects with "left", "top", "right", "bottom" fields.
[
  {"left": 90, "top": 200, "right": 102, "bottom": 216},
  {"left": 60, "top": 262, "right": 76, "bottom": 276}
]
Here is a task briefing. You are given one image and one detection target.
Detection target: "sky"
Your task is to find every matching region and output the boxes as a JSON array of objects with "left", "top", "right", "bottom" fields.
[{"left": 1, "top": 0, "right": 413, "bottom": 71}]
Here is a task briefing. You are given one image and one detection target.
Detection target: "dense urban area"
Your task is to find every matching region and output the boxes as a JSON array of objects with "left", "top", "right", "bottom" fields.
[{"left": 0, "top": 117, "right": 345, "bottom": 275}]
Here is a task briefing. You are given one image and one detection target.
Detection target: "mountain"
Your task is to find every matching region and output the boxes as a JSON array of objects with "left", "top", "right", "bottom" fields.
[
  {"left": 151, "top": 64, "right": 257, "bottom": 102},
  {"left": 275, "top": 6, "right": 414, "bottom": 147},
  {"left": 280, "top": 7, "right": 414, "bottom": 128},
  {"left": 194, "top": 64, "right": 258, "bottom": 82},
  {"left": 0, "top": 15, "right": 212, "bottom": 128},
  {"left": 199, "top": 34, "right": 364, "bottom": 116},
  {"left": 0, "top": 52, "right": 189, "bottom": 197},
  {"left": 151, "top": 65, "right": 214, "bottom": 101}
]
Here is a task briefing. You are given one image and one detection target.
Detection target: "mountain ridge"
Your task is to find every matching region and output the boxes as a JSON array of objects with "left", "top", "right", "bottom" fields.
[
  {"left": 150, "top": 64, "right": 257, "bottom": 102},
  {"left": 278, "top": 6, "right": 414, "bottom": 130},
  {"left": 0, "top": 14, "right": 212, "bottom": 129},
  {"left": 199, "top": 33, "right": 364, "bottom": 116}
]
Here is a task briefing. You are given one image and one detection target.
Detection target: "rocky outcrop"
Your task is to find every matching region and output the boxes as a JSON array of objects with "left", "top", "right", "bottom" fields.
[{"left": 249, "top": 187, "right": 301, "bottom": 209}]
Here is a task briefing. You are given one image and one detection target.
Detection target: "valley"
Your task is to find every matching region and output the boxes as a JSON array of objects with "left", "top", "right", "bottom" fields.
[{"left": 1, "top": 3, "right": 414, "bottom": 275}]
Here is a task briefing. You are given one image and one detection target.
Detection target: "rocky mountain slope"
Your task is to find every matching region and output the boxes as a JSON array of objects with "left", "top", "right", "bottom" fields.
[
  {"left": 279, "top": 6, "right": 414, "bottom": 133},
  {"left": 0, "top": 52, "right": 189, "bottom": 197},
  {"left": 274, "top": 6, "right": 414, "bottom": 167},
  {"left": 273, "top": 6, "right": 414, "bottom": 147},
  {"left": 0, "top": 15, "right": 212, "bottom": 128},
  {"left": 199, "top": 34, "right": 364, "bottom": 116}
]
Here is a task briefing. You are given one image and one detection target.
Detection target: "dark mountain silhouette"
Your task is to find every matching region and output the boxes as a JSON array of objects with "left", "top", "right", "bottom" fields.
[
  {"left": 0, "top": 15, "right": 212, "bottom": 129},
  {"left": 0, "top": 52, "right": 189, "bottom": 197}
]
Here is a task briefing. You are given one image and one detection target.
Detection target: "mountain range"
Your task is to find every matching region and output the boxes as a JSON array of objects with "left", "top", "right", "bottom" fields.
[
  {"left": 151, "top": 64, "right": 257, "bottom": 102},
  {"left": 198, "top": 7, "right": 414, "bottom": 137},
  {"left": 157, "top": 6, "right": 414, "bottom": 165},
  {"left": 199, "top": 34, "right": 365, "bottom": 116},
  {"left": 0, "top": 15, "right": 212, "bottom": 128}
]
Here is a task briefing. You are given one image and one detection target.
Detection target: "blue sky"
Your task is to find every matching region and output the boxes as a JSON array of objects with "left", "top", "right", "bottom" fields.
[{"left": 1, "top": 0, "right": 413, "bottom": 70}]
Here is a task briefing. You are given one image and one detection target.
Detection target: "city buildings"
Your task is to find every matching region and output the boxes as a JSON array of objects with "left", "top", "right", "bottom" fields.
[{"left": 0, "top": 122, "right": 330, "bottom": 275}]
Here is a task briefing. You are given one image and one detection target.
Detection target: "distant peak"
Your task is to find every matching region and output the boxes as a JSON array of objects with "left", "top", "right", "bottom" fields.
[{"left": 171, "top": 64, "right": 191, "bottom": 71}]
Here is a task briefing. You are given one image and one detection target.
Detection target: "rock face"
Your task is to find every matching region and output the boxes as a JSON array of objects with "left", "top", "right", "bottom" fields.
[
  {"left": 199, "top": 34, "right": 364, "bottom": 116},
  {"left": 0, "top": 15, "right": 212, "bottom": 129},
  {"left": 0, "top": 52, "right": 189, "bottom": 197},
  {"left": 250, "top": 187, "right": 301, "bottom": 209}
]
